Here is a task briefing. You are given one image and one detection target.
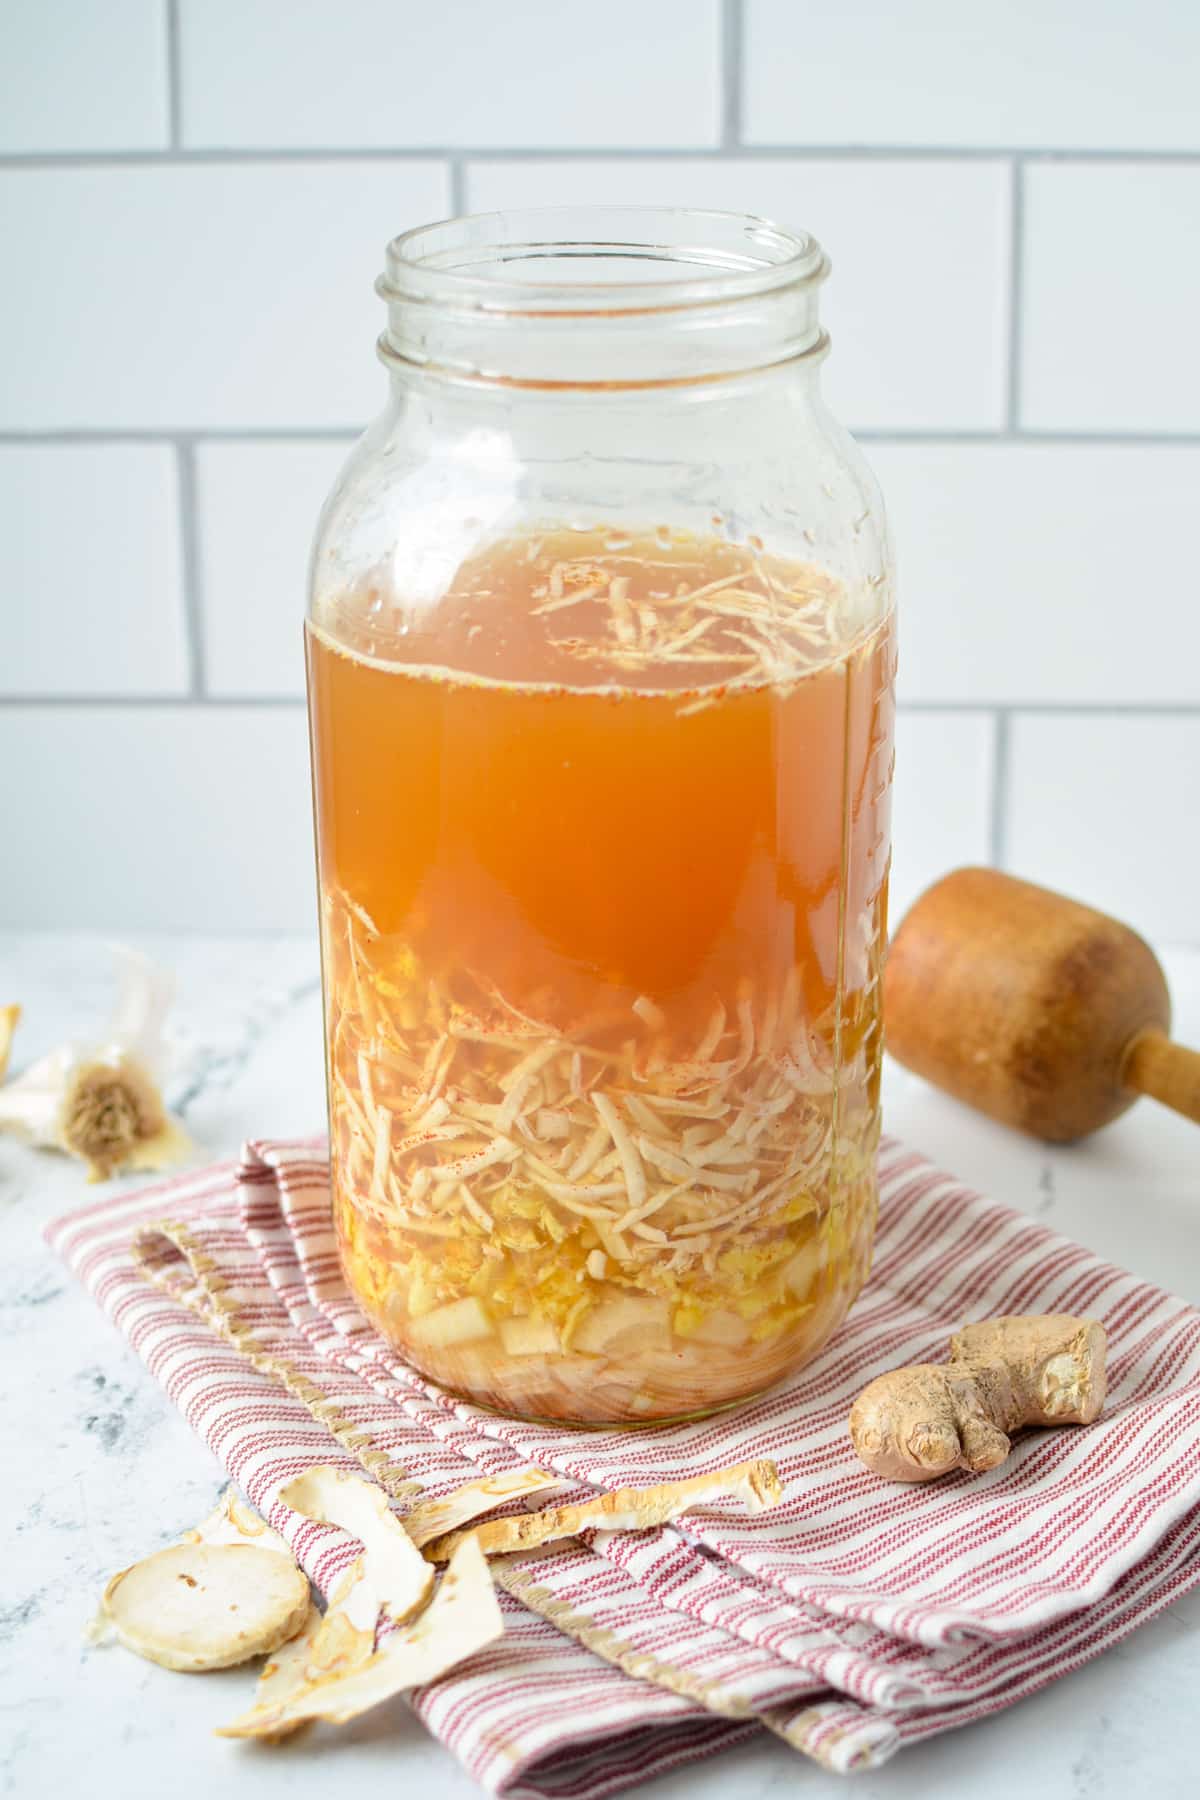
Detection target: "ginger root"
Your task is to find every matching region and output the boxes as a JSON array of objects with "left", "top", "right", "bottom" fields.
[{"left": 849, "top": 1313, "right": 1107, "bottom": 1483}]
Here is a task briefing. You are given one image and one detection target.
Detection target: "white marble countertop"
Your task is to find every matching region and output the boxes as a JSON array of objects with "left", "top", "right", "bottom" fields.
[{"left": 2, "top": 931, "right": 1197, "bottom": 1800}]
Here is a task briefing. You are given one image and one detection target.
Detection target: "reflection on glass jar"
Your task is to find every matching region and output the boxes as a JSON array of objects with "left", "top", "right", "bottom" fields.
[{"left": 307, "top": 209, "right": 895, "bottom": 1425}]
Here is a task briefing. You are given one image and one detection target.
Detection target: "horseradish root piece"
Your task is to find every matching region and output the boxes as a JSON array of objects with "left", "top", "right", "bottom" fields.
[
  {"left": 101, "top": 1543, "right": 311, "bottom": 1673},
  {"left": 186, "top": 1485, "right": 293, "bottom": 1557},
  {"left": 421, "top": 1458, "right": 784, "bottom": 1561},
  {"left": 278, "top": 1465, "right": 433, "bottom": 1625},
  {"left": 849, "top": 1314, "right": 1107, "bottom": 1483},
  {"left": 240, "top": 1602, "right": 325, "bottom": 1737},
  {"left": 401, "top": 1467, "right": 564, "bottom": 1551},
  {"left": 216, "top": 1535, "right": 503, "bottom": 1738}
]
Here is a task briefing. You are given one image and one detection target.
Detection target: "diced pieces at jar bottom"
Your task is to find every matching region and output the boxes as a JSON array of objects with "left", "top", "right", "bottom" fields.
[{"left": 335, "top": 1169, "right": 877, "bottom": 1424}]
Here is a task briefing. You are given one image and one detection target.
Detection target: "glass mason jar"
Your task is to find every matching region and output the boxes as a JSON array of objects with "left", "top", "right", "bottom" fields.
[{"left": 306, "top": 208, "right": 895, "bottom": 1426}]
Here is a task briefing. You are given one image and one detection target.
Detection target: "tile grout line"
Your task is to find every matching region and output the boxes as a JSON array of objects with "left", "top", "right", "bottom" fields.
[
  {"left": 0, "top": 429, "right": 363, "bottom": 446},
  {"left": 8, "top": 427, "right": 1200, "bottom": 448},
  {"left": 989, "top": 708, "right": 1012, "bottom": 867},
  {"left": 898, "top": 702, "right": 1200, "bottom": 717},
  {"left": 1006, "top": 158, "right": 1026, "bottom": 431},
  {"left": 448, "top": 156, "right": 466, "bottom": 214},
  {"left": 0, "top": 694, "right": 309, "bottom": 709},
  {"left": 164, "top": 0, "right": 183, "bottom": 149},
  {"left": 721, "top": 0, "right": 744, "bottom": 148},
  {"left": 174, "top": 440, "right": 207, "bottom": 698},
  {"left": 3, "top": 146, "right": 1200, "bottom": 168}
]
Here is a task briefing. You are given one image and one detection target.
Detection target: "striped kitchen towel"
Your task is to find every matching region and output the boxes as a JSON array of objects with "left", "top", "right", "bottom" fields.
[{"left": 49, "top": 1137, "right": 1200, "bottom": 1795}]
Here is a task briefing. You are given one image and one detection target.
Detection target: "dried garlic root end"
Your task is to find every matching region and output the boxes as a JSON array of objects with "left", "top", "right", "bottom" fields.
[
  {"left": 0, "top": 1005, "right": 19, "bottom": 1082},
  {"left": 422, "top": 1457, "right": 784, "bottom": 1562},
  {"left": 101, "top": 1543, "right": 311, "bottom": 1672},
  {"left": 849, "top": 1313, "right": 1108, "bottom": 1483},
  {"left": 61, "top": 1054, "right": 191, "bottom": 1181}
]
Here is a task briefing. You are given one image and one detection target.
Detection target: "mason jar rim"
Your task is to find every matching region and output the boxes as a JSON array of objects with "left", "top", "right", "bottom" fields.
[{"left": 379, "top": 206, "right": 828, "bottom": 319}]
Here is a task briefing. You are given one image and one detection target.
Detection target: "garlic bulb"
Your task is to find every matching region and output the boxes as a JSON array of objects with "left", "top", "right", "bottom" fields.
[{"left": 0, "top": 950, "right": 190, "bottom": 1180}]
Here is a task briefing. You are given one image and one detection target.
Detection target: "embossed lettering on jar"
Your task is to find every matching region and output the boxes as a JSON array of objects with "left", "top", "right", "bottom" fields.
[{"left": 306, "top": 208, "right": 896, "bottom": 1424}]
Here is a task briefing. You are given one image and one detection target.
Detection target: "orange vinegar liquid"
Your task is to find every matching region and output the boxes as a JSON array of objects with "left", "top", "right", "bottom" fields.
[{"left": 307, "top": 530, "right": 895, "bottom": 1424}]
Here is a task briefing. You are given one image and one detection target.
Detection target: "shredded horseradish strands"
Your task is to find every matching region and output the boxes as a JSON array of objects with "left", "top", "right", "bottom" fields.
[
  {"left": 326, "top": 893, "right": 880, "bottom": 1422},
  {"left": 311, "top": 528, "right": 894, "bottom": 1423},
  {"left": 536, "top": 559, "right": 844, "bottom": 692},
  {"left": 314, "top": 531, "right": 867, "bottom": 702}
]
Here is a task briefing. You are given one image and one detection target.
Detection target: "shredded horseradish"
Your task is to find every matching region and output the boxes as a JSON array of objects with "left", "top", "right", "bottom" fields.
[
  {"left": 313, "top": 531, "right": 892, "bottom": 1423},
  {"left": 531, "top": 556, "right": 845, "bottom": 690},
  {"left": 326, "top": 891, "right": 880, "bottom": 1423}
]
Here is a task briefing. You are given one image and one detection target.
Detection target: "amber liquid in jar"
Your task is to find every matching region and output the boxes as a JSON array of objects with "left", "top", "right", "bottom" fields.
[{"left": 308, "top": 529, "right": 895, "bottom": 1424}]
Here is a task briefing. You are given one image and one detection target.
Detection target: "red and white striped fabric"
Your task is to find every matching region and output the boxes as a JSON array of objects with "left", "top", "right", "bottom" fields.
[{"left": 49, "top": 1137, "right": 1200, "bottom": 1793}]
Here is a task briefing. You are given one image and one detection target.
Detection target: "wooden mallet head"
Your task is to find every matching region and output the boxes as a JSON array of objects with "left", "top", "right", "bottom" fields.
[{"left": 884, "top": 868, "right": 1200, "bottom": 1143}]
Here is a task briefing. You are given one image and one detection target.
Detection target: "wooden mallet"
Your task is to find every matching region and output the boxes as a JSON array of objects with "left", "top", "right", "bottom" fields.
[{"left": 884, "top": 867, "right": 1200, "bottom": 1142}]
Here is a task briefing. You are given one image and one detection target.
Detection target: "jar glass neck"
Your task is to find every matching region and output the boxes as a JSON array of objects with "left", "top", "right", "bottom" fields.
[{"left": 377, "top": 207, "right": 829, "bottom": 390}]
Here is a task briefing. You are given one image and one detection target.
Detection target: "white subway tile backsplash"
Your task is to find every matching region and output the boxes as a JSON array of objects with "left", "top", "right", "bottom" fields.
[
  {"left": 465, "top": 158, "right": 1009, "bottom": 432},
  {"left": 1007, "top": 714, "right": 1200, "bottom": 945},
  {"left": 3, "top": 445, "right": 187, "bottom": 697},
  {"left": 1022, "top": 164, "right": 1200, "bottom": 433},
  {"left": 744, "top": 0, "right": 1200, "bottom": 150},
  {"left": 0, "top": 7, "right": 1195, "bottom": 939},
  {"left": 180, "top": 0, "right": 720, "bottom": 150},
  {"left": 0, "top": 0, "right": 168, "bottom": 152},
  {"left": 867, "top": 443, "right": 1200, "bottom": 705},
  {"left": 890, "top": 713, "right": 995, "bottom": 926},
  {"left": 0, "top": 707, "right": 315, "bottom": 931},
  {"left": 197, "top": 441, "right": 352, "bottom": 697},
  {"left": 0, "top": 162, "right": 448, "bottom": 431}
]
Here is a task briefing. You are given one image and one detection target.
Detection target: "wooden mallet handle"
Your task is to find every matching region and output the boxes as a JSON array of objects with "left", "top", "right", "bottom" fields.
[{"left": 1122, "top": 1029, "right": 1200, "bottom": 1126}]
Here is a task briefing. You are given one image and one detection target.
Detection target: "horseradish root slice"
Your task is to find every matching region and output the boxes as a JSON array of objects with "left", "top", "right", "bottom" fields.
[
  {"left": 217, "top": 1535, "right": 503, "bottom": 1738},
  {"left": 185, "top": 1484, "right": 294, "bottom": 1557},
  {"left": 241, "top": 1602, "right": 325, "bottom": 1737},
  {"left": 101, "top": 1543, "right": 311, "bottom": 1673},
  {"left": 254, "top": 1466, "right": 435, "bottom": 1726},
  {"left": 421, "top": 1457, "right": 785, "bottom": 1561},
  {"left": 401, "top": 1467, "right": 564, "bottom": 1551},
  {"left": 278, "top": 1465, "right": 433, "bottom": 1626}
]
